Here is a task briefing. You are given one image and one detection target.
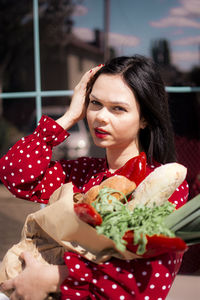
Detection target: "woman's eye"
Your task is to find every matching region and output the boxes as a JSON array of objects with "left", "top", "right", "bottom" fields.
[
  {"left": 113, "top": 106, "right": 126, "bottom": 112},
  {"left": 90, "top": 100, "right": 101, "bottom": 106}
]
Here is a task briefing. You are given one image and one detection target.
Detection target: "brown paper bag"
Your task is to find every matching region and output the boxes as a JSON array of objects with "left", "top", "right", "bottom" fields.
[{"left": 0, "top": 182, "right": 139, "bottom": 290}]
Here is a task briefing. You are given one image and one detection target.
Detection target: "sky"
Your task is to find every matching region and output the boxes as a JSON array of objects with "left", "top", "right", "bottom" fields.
[{"left": 71, "top": 0, "right": 200, "bottom": 71}]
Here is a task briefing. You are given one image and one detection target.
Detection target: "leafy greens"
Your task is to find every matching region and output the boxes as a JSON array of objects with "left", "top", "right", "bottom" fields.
[{"left": 92, "top": 187, "right": 175, "bottom": 254}]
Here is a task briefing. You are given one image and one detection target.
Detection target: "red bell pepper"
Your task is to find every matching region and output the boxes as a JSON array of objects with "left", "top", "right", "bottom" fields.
[
  {"left": 74, "top": 203, "right": 103, "bottom": 227},
  {"left": 123, "top": 230, "right": 187, "bottom": 258},
  {"left": 118, "top": 152, "right": 147, "bottom": 186}
]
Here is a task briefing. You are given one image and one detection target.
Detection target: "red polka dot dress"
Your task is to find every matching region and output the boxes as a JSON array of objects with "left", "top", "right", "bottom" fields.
[{"left": 0, "top": 115, "right": 189, "bottom": 300}]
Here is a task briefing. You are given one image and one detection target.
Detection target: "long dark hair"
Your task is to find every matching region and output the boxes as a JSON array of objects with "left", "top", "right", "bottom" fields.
[{"left": 86, "top": 55, "right": 176, "bottom": 164}]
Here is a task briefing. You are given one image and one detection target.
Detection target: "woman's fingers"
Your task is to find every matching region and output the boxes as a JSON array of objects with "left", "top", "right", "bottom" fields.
[
  {"left": 0, "top": 253, "right": 38, "bottom": 292},
  {"left": 87, "top": 64, "right": 104, "bottom": 79},
  {"left": 72, "top": 64, "right": 104, "bottom": 114},
  {"left": 88, "top": 64, "right": 104, "bottom": 75},
  {"left": 19, "top": 251, "right": 36, "bottom": 267},
  {"left": 0, "top": 278, "right": 15, "bottom": 291},
  {"left": 75, "top": 64, "right": 104, "bottom": 90},
  {"left": 10, "top": 290, "right": 21, "bottom": 300}
]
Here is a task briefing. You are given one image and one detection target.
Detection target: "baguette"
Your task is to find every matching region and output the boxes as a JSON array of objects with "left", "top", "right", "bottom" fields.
[
  {"left": 128, "top": 163, "right": 187, "bottom": 210},
  {"left": 84, "top": 175, "right": 136, "bottom": 204}
]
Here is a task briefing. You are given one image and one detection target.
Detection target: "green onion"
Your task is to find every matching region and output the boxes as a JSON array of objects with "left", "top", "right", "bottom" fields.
[{"left": 164, "top": 194, "right": 200, "bottom": 245}]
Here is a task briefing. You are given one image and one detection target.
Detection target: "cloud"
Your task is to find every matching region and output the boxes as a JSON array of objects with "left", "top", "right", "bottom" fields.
[
  {"left": 170, "top": 50, "right": 199, "bottom": 70},
  {"left": 172, "top": 29, "right": 184, "bottom": 35},
  {"left": 109, "top": 32, "right": 140, "bottom": 47},
  {"left": 73, "top": 27, "right": 140, "bottom": 48},
  {"left": 172, "top": 50, "right": 199, "bottom": 63},
  {"left": 150, "top": 0, "right": 200, "bottom": 28},
  {"left": 173, "top": 35, "right": 200, "bottom": 45},
  {"left": 171, "top": 0, "right": 200, "bottom": 18},
  {"left": 150, "top": 16, "right": 200, "bottom": 28},
  {"left": 73, "top": 27, "right": 94, "bottom": 42},
  {"left": 72, "top": 5, "right": 88, "bottom": 17}
]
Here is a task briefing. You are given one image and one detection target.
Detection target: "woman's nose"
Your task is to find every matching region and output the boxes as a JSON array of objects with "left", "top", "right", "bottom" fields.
[{"left": 95, "top": 107, "right": 109, "bottom": 123}]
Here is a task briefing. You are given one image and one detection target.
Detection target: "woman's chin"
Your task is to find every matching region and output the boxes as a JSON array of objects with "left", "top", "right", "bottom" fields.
[
  {"left": 93, "top": 140, "right": 108, "bottom": 148},
  {"left": 92, "top": 137, "right": 110, "bottom": 148}
]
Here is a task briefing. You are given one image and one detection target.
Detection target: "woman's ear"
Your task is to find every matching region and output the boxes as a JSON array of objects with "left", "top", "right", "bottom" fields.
[{"left": 140, "top": 117, "right": 147, "bottom": 129}]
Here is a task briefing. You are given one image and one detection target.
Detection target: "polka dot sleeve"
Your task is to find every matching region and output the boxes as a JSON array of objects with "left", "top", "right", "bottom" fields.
[
  {"left": 0, "top": 115, "right": 69, "bottom": 203},
  {"left": 168, "top": 180, "right": 189, "bottom": 209},
  {"left": 61, "top": 251, "right": 184, "bottom": 300}
]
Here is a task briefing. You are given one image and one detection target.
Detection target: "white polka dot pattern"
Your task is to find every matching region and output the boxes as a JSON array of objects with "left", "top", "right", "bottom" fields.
[
  {"left": 0, "top": 115, "right": 189, "bottom": 299},
  {"left": 60, "top": 250, "right": 185, "bottom": 300}
]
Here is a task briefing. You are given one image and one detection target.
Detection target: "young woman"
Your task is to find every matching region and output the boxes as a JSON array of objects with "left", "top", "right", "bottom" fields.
[{"left": 0, "top": 55, "right": 188, "bottom": 300}]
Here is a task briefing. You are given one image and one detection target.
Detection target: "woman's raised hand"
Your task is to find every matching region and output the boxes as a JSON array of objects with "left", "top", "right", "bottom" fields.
[{"left": 57, "top": 65, "right": 103, "bottom": 130}]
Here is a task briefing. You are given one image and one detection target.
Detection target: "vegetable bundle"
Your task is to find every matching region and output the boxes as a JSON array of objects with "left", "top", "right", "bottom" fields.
[
  {"left": 92, "top": 188, "right": 200, "bottom": 257},
  {"left": 93, "top": 188, "right": 177, "bottom": 255},
  {"left": 74, "top": 152, "right": 200, "bottom": 258}
]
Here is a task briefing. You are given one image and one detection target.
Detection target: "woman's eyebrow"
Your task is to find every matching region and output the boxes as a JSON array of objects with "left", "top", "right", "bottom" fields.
[
  {"left": 90, "top": 94, "right": 129, "bottom": 107},
  {"left": 89, "top": 94, "right": 99, "bottom": 100}
]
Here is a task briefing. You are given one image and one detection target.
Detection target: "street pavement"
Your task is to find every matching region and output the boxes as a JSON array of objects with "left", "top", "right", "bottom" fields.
[
  {"left": 0, "top": 184, "right": 199, "bottom": 300},
  {"left": 0, "top": 184, "right": 40, "bottom": 260}
]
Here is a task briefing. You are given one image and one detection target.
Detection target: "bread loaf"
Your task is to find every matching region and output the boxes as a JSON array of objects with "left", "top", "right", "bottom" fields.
[
  {"left": 84, "top": 175, "right": 136, "bottom": 204},
  {"left": 128, "top": 163, "right": 187, "bottom": 210}
]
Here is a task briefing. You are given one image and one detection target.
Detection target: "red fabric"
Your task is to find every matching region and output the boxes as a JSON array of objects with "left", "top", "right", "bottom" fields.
[
  {"left": 61, "top": 252, "right": 184, "bottom": 300},
  {"left": 0, "top": 115, "right": 189, "bottom": 300},
  {"left": 175, "top": 135, "right": 200, "bottom": 199}
]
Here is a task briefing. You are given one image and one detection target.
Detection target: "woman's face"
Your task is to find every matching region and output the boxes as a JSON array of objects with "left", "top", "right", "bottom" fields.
[{"left": 86, "top": 74, "right": 145, "bottom": 151}]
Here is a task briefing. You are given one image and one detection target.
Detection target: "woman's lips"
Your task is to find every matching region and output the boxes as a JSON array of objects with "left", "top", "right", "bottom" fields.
[{"left": 94, "top": 127, "right": 109, "bottom": 139}]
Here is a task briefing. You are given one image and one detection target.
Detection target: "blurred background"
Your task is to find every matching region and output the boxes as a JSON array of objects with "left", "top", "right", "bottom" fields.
[{"left": 0, "top": 0, "right": 199, "bottom": 296}]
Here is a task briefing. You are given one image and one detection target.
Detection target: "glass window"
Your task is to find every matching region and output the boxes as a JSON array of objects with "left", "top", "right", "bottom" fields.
[{"left": 0, "top": 0, "right": 199, "bottom": 281}]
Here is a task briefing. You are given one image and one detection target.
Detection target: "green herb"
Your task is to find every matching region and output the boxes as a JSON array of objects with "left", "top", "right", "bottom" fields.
[{"left": 92, "top": 187, "right": 175, "bottom": 254}]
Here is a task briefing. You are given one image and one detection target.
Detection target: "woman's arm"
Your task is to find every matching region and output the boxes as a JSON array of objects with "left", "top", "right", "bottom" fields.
[
  {"left": 0, "top": 252, "right": 69, "bottom": 300},
  {"left": 0, "top": 115, "right": 69, "bottom": 203},
  {"left": 0, "top": 66, "right": 103, "bottom": 203}
]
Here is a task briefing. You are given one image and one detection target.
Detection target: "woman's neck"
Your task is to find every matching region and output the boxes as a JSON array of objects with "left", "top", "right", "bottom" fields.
[{"left": 106, "top": 145, "right": 140, "bottom": 172}]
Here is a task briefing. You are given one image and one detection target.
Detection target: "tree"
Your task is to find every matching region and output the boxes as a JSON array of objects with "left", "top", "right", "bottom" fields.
[
  {"left": 189, "top": 66, "right": 200, "bottom": 86},
  {"left": 150, "top": 39, "right": 171, "bottom": 66},
  {"left": 0, "top": 0, "right": 32, "bottom": 115},
  {"left": 0, "top": 0, "right": 82, "bottom": 118}
]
